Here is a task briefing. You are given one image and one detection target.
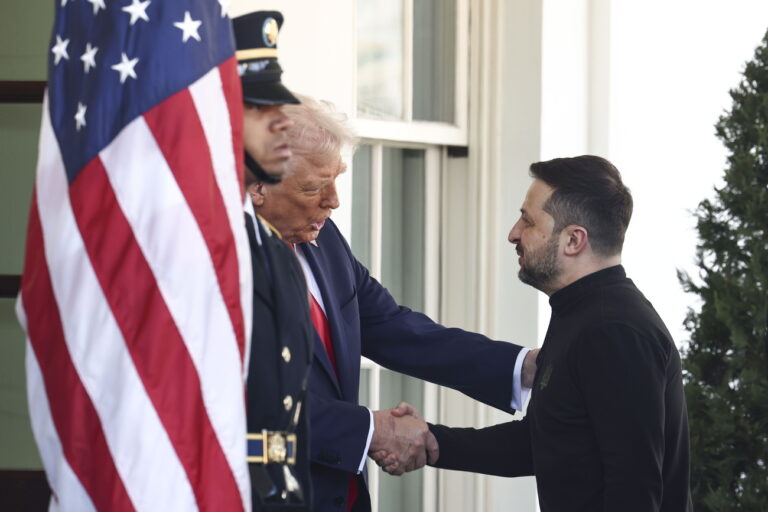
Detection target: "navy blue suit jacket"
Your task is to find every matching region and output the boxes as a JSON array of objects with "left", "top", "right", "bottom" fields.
[{"left": 298, "top": 220, "right": 523, "bottom": 511}]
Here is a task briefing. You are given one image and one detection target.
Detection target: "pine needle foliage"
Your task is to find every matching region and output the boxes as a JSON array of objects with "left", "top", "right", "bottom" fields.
[{"left": 679, "top": 29, "right": 768, "bottom": 511}]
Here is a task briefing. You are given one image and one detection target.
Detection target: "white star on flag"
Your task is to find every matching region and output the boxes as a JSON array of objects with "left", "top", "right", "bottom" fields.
[
  {"left": 74, "top": 102, "right": 87, "bottom": 131},
  {"left": 174, "top": 11, "right": 202, "bottom": 42},
  {"left": 87, "top": 0, "right": 106, "bottom": 15},
  {"left": 111, "top": 52, "right": 139, "bottom": 83},
  {"left": 80, "top": 43, "right": 98, "bottom": 73},
  {"left": 217, "top": 0, "right": 231, "bottom": 18},
  {"left": 122, "top": 0, "right": 151, "bottom": 25},
  {"left": 51, "top": 35, "right": 70, "bottom": 65}
]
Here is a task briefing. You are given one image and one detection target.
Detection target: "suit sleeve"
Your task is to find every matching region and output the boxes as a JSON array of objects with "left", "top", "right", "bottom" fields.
[
  {"left": 308, "top": 390, "right": 372, "bottom": 473},
  {"left": 573, "top": 323, "right": 669, "bottom": 511},
  {"left": 340, "top": 236, "right": 523, "bottom": 413},
  {"left": 428, "top": 420, "right": 533, "bottom": 477}
]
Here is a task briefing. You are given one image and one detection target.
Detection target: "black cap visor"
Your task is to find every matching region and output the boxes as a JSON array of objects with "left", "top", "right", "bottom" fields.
[{"left": 243, "top": 80, "right": 299, "bottom": 106}]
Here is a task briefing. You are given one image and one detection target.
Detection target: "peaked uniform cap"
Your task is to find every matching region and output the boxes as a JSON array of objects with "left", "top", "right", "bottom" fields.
[{"left": 233, "top": 11, "right": 299, "bottom": 105}]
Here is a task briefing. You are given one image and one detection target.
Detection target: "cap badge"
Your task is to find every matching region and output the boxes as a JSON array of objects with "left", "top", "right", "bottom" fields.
[{"left": 262, "top": 17, "right": 279, "bottom": 48}]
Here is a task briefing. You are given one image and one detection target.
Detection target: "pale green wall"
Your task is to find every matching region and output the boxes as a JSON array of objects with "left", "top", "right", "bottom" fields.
[
  {"left": 0, "top": 0, "right": 54, "bottom": 469},
  {"left": 0, "top": 2, "right": 53, "bottom": 80},
  {"left": 0, "top": 104, "right": 41, "bottom": 469}
]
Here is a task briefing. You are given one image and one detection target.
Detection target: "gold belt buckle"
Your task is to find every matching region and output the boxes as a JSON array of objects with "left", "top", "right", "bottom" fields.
[{"left": 266, "top": 432, "right": 287, "bottom": 464}]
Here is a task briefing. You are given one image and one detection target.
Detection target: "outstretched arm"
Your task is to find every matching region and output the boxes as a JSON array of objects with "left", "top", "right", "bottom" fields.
[
  {"left": 372, "top": 403, "right": 533, "bottom": 478},
  {"left": 428, "top": 419, "right": 533, "bottom": 478}
]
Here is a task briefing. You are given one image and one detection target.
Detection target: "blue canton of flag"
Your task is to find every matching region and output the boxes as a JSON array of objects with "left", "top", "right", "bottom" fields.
[
  {"left": 50, "top": 0, "right": 235, "bottom": 179},
  {"left": 17, "top": 0, "right": 253, "bottom": 510}
]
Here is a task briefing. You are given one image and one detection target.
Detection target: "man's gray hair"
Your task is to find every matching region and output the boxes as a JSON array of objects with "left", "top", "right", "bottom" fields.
[{"left": 283, "top": 94, "right": 358, "bottom": 165}]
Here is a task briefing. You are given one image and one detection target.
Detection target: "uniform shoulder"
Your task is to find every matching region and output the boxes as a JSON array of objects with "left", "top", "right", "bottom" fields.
[{"left": 256, "top": 215, "right": 282, "bottom": 239}]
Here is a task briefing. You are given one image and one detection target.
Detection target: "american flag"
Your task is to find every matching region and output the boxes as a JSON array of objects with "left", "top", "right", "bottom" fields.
[{"left": 16, "top": 0, "right": 252, "bottom": 510}]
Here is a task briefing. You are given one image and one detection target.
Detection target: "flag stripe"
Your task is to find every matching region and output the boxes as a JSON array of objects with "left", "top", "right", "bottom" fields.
[
  {"left": 32, "top": 99, "right": 199, "bottom": 512},
  {"left": 187, "top": 63, "right": 252, "bottom": 503},
  {"left": 20, "top": 196, "right": 136, "bottom": 512},
  {"left": 21, "top": 304, "right": 97, "bottom": 512},
  {"left": 189, "top": 60, "right": 252, "bottom": 380},
  {"left": 98, "top": 109, "right": 248, "bottom": 510},
  {"left": 218, "top": 57, "right": 246, "bottom": 201},
  {"left": 213, "top": 58, "right": 252, "bottom": 383},
  {"left": 69, "top": 155, "right": 243, "bottom": 511},
  {"left": 142, "top": 84, "right": 245, "bottom": 363}
]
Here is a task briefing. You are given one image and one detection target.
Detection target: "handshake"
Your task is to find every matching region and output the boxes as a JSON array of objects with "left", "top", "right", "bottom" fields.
[
  {"left": 368, "top": 349, "right": 539, "bottom": 476},
  {"left": 368, "top": 402, "right": 438, "bottom": 476}
]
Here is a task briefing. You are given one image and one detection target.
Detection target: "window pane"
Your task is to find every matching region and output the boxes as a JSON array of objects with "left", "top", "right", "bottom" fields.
[
  {"left": 351, "top": 145, "right": 373, "bottom": 269},
  {"left": 356, "top": 0, "right": 404, "bottom": 120},
  {"left": 413, "top": 0, "right": 456, "bottom": 122},
  {"left": 381, "top": 148, "right": 425, "bottom": 311},
  {"left": 359, "top": 368, "right": 371, "bottom": 409},
  {"left": 378, "top": 370, "right": 424, "bottom": 512}
]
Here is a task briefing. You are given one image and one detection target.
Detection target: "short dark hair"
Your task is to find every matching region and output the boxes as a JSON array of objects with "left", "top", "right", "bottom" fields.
[{"left": 529, "top": 155, "right": 633, "bottom": 256}]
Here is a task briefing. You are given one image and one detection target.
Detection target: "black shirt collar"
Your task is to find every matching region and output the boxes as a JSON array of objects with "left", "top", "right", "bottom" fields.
[{"left": 549, "top": 265, "right": 626, "bottom": 313}]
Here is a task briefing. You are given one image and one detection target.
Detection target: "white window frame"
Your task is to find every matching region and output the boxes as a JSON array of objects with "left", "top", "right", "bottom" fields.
[
  {"left": 351, "top": 0, "right": 467, "bottom": 506},
  {"left": 351, "top": 0, "right": 469, "bottom": 146},
  {"left": 355, "top": 141, "right": 442, "bottom": 512}
]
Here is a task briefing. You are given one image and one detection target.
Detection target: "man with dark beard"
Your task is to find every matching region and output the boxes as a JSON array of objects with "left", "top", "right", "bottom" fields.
[{"left": 378, "top": 156, "right": 693, "bottom": 512}]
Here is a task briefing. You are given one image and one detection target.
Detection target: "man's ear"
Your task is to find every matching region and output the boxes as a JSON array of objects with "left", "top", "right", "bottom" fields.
[
  {"left": 563, "top": 225, "right": 589, "bottom": 256},
  {"left": 247, "top": 182, "right": 267, "bottom": 207}
]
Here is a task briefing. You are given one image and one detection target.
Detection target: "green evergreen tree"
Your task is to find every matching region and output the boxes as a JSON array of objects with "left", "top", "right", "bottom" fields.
[{"left": 679, "top": 29, "right": 768, "bottom": 511}]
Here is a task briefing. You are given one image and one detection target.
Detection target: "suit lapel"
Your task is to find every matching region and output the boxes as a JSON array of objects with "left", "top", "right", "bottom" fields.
[{"left": 300, "top": 242, "right": 356, "bottom": 402}]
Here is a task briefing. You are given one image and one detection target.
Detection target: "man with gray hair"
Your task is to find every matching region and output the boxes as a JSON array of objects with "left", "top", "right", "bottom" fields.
[{"left": 251, "top": 95, "right": 538, "bottom": 512}]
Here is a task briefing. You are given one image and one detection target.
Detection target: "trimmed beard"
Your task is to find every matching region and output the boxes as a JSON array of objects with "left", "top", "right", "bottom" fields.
[{"left": 517, "top": 235, "right": 560, "bottom": 293}]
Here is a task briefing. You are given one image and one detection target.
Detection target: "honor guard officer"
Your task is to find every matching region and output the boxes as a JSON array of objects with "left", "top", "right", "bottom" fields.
[{"left": 234, "top": 11, "right": 314, "bottom": 511}]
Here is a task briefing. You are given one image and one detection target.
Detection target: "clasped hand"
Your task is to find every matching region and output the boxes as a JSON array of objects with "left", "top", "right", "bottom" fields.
[{"left": 369, "top": 402, "right": 439, "bottom": 476}]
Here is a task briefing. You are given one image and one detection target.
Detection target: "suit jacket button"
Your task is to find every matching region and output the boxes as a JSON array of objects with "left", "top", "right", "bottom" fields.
[
  {"left": 282, "top": 346, "right": 291, "bottom": 363},
  {"left": 283, "top": 395, "right": 293, "bottom": 411}
]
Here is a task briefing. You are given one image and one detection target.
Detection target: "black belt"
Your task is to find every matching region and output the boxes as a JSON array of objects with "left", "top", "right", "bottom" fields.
[{"left": 247, "top": 431, "right": 296, "bottom": 465}]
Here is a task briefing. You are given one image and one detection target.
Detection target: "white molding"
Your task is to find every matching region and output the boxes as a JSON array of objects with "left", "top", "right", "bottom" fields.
[
  {"left": 455, "top": 0, "right": 470, "bottom": 143},
  {"left": 587, "top": 0, "right": 611, "bottom": 156},
  {"left": 352, "top": 118, "right": 467, "bottom": 146}
]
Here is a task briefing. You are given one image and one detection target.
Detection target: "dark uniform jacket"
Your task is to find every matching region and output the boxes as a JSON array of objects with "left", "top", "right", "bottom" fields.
[
  {"left": 430, "top": 266, "right": 693, "bottom": 512},
  {"left": 245, "top": 213, "right": 314, "bottom": 511},
  {"left": 298, "top": 219, "right": 524, "bottom": 512}
]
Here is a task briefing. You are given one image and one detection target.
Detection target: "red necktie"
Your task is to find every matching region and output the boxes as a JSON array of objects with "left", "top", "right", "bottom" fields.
[
  {"left": 307, "top": 292, "right": 358, "bottom": 510},
  {"left": 309, "top": 293, "right": 338, "bottom": 376}
]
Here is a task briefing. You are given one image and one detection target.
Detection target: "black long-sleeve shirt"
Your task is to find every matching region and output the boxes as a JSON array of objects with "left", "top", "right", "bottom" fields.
[{"left": 431, "top": 266, "right": 692, "bottom": 512}]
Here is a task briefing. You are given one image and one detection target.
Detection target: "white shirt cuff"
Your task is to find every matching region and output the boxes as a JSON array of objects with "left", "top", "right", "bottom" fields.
[
  {"left": 511, "top": 347, "right": 532, "bottom": 411},
  {"left": 356, "top": 408, "right": 374, "bottom": 474}
]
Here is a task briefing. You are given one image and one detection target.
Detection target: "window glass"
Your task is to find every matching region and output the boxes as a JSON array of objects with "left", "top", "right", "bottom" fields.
[
  {"left": 378, "top": 370, "right": 424, "bottom": 512},
  {"left": 359, "top": 367, "right": 371, "bottom": 408},
  {"left": 354, "top": 144, "right": 431, "bottom": 512},
  {"left": 381, "top": 148, "right": 425, "bottom": 311},
  {"left": 356, "top": 0, "right": 404, "bottom": 120},
  {"left": 413, "top": 0, "right": 456, "bottom": 122},
  {"left": 351, "top": 145, "right": 373, "bottom": 269}
]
